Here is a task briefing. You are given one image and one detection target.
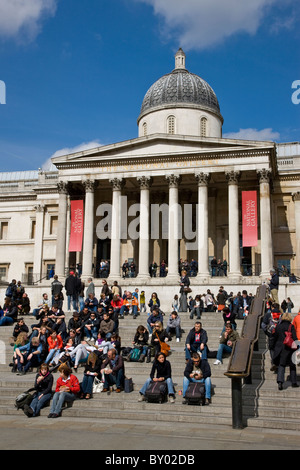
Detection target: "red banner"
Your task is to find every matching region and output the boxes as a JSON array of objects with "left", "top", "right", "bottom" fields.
[
  {"left": 242, "top": 191, "right": 258, "bottom": 247},
  {"left": 69, "top": 200, "right": 84, "bottom": 252}
]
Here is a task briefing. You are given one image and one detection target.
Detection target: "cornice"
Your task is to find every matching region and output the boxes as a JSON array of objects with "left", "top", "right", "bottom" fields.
[{"left": 54, "top": 147, "right": 273, "bottom": 171}]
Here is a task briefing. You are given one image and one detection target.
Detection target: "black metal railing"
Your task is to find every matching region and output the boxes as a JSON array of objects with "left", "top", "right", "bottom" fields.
[{"left": 224, "top": 284, "right": 268, "bottom": 429}]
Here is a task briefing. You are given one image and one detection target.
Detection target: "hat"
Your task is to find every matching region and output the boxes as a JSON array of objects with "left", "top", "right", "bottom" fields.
[{"left": 70, "top": 271, "right": 74, "bottom": 275}]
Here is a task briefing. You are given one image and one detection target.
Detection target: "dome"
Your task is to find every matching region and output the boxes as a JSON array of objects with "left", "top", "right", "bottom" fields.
[{"left": 138, "top": 49, "right": 223, "bottom": 124}]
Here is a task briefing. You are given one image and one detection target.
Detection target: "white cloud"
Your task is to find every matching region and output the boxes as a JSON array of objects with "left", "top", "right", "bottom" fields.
[
  {"left": 223, "top": 128, "right": 280, "bottom": 141},
  {"left": 0, "top": 0, "right": 57, "bottom": 42},
  {"left": 42, "top": 140, "right": 103, "bottom": 171},
  {"left": 136, "top": 0, "right": 283, "bottom": 50}
]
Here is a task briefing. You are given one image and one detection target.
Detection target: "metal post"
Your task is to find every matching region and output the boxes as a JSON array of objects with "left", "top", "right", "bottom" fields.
[{"left": 231, "top": 377, "right": 244, "bottom": 429}]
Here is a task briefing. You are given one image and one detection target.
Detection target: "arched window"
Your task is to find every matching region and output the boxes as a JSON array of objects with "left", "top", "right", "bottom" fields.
[
  {"left": 167, "top": 115, "right": 175, "bottom": 134},
  {"left": 200, "top": 117, "right": 207, "bottom": 137},
  {"left": 142, "top": 122, "right": 147, "bottom": 136}
]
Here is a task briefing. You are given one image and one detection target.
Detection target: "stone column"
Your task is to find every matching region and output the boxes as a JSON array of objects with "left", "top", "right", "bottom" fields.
[
  {"left": 109, "top": 177, "right": 124, "bottom": 279},
  {"left": 195, "top": 172, "right": 210, "bottom": 280},
  {"left": 293, "top": 192, "right": 300, "bottom": 276},
  {"left": 226, "top": 171, "right": 241, "bottom": 279},
  {"left": 166, "top": 174, "right": 181, "bottom": 280},
  {"left": 33, "top": 204, "right": 45, "bottom": 281},
  {"left": 137, "top": 176, "right": 152, "bottom": 280},
  {"left": 258, "top": 169, "right": 273, "bottom": 277},
  {"left": 56, "top": 181, "right": 68, "bottom": 278},
  {"left": 82, "top": 179, "right": 96, "bottom": 279}
]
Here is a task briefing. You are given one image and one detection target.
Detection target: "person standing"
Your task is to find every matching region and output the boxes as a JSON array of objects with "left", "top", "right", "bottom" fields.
[
  {"left": 273, "top": 312, "right": 299, "bottom": 390},
  {"left": 65, "top": 271, "right": 80, "bottom": 311},
  {"left": 268, "top": 269, "right": 279, "bottom": 305}
]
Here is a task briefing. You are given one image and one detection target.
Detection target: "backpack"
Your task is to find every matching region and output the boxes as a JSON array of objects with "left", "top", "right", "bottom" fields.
[
  {"left": 129, "top": 347, "right": 141, "bottom": 362},
  {"left": 145, "top": 381, "right": 168, "bottom": 403},
  {"left": 5, "top": 285, "right": 12, "bottom": 297},
  {"left": 185, "top": 382, "right": 205, "bottom": 406},
  {"left": 15, "top": 388, "right": 36, "bottom": 410}
]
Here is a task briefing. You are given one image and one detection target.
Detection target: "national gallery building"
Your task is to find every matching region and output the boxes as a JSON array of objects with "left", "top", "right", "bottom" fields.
[{"left": 0, "top": 49, "right": 299, "bottom": 307}]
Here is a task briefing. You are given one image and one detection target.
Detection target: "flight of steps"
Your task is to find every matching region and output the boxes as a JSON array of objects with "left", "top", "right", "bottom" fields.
[{"left": 0, "top": 310, "right": 299, "bottom": 430}]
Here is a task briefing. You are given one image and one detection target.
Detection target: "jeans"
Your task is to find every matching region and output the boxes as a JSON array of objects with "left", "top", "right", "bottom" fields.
[
  {"left": 84, "top": 326, "right": 99, "bottom": 340},
  {"left": 17, "top": 353, "right": 41, "bottom": 372},
  {"left": 45, "top": 348, "right": 60, "bottom": 364},
  {"left": 190, "top": 307, "right": 201, "bottom": 319},
  {"left": 166, "top": 325, "right": 181, "bottom": 339},
  {"left": 0, "top": 316, "right": 14, "bottom": 327},
  {"left": 182, "top": 376, "right": 211, "bottom": 399},
  {"left": 67, "top": 295, "right": 78, "bottom": 311},
  {"left": 103, "top": 369, "right": 124, "bottom": 389},
  {"left": 185, "top": 344, "right": 207, "bottom": 360},
  {"left": 120, "top": 305, "right": 137, "bottom": 318},
  {"left": 139, "top": 377, "right": 175, "bottom": 396},
  {"left": 30, "top": 392, "right": 52, "bottom": 416},
  {"left": 81, "top": 374, "right": 97, "bottom": 395},
  {"left": 216, "top": 344, "right": 232, "bottom": 362},
  {"left": 50, "top": 391, "right": 76, "bottom": 415}
]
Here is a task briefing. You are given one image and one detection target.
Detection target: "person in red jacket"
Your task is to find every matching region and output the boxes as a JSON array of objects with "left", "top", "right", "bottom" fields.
[
  {"left": 48, "top": 363, "right": 80, "bottom": 418},
  {"left": 45, "top": 330, "right": 63, "bottom": 365},
  {"left": 292, "top": 309, "right": 300, "bottom": 341}
]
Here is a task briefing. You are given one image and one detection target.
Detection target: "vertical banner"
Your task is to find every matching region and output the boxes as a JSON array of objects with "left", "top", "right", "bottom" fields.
[
  {"left": 242, "top": 191, "right": 258, "bottom": 247},
  {"left": 69, "top": 200, "right": 84, "bottom": 252}
]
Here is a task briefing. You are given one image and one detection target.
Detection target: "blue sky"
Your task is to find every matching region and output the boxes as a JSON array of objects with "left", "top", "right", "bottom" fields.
[{"left": 0, "top": 0, "right": 299, "bottom": 172}]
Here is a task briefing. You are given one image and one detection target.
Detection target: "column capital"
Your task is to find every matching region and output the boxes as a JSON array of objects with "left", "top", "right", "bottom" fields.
[
  {"left": 83, "top": 179, "right": 97, "bottom": 193},
  {"left": 34, "top": 203, "right": 45, "bottom": 213},
  {"left": 225, "top": 170, "right": 241, "bottom": 185},
  {"left": 57, "top": 181, "right": 69, "bottom": 194},
  {"left": 109, "top": 177, "right": 125, "bottom": 191},
  {"left": 257, "top": 168, "right": 271, "bottom": 184},
  {"left": 165, "top": 174, "right": 181, "bottom": 188},
  {"left": 292, "top": 191, "right": 300, "bottom": 202},
  {"left": 195, "top": 172, "right": 211, "bottom": 187},
  {"left": 137, "top": 176, "right": 153, "bottom": 189}
]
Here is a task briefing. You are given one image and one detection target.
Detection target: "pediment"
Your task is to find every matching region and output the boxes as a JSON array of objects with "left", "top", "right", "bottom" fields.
[{"left": 52, "top": 133, "right": 275, "bottom": 170}]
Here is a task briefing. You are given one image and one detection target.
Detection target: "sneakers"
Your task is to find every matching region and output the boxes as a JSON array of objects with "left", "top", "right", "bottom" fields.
[
  {"left": 176, "top": 338, "right": 180, "bottom": 343},
  {"left": 214, "top": 359, "right": 222, "bottom": 365},
  {"left": 138, "top": 394, "right": 145, "bottom": 402},
  {"left": 169, "top": 395, "right": 175, "bottom": 403}
]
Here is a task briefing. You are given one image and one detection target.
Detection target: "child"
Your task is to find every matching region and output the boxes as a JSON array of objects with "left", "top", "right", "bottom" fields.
[
  {"left": 172, "top": 295, "right": 179, "bottom": 313},
  {"left": 140, "top": 290, "right": 146, "bottom": 313}
]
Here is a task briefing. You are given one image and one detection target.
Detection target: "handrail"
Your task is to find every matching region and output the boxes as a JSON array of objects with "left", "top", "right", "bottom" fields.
[{"left": 224, "top": 284, "right": 268, "bottom": 428}]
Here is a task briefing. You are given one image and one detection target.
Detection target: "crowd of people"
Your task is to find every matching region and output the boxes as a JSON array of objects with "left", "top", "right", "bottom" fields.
[{"left": 1, "top": 267, "right": 299, "bottom": 418}]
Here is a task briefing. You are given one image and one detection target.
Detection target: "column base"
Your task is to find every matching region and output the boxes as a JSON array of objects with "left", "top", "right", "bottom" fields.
[
  {"left": 195, "top": 273, "right": 210, "bottom": 284},
  {"left": 228, "top": 273, "right": 242, "bottom": 282}
]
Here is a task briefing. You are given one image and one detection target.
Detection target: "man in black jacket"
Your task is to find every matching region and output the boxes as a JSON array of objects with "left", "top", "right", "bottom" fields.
[
  {"left": 182, "top": 352, "right": 212, "bottom": 405},
  {"left": 65, "top": 271, "right": 81, "bottom": 311},
  {"left": 185, "top": 321, "right": 208, "bottom": 360},
  {"left": 269, "top": 269, "right": 279, "bottom": 305}
]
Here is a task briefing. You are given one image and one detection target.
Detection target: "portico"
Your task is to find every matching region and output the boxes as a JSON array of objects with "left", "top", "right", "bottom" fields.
[{"left": 52, "top": 134, "right": 276, "bottom": 284}]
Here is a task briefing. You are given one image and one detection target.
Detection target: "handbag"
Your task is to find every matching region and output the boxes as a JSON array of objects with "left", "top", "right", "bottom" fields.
[
  {"left": 283, "top": 324, "right": 297, "bottom": 350},
  {"left": 92, "top": 375, "right": 104, "bottom": 393},
  {"left": 124, "top": 377, "right": 133, "bottom": 393},
  {"left": 184, "top": 287, "right": 192, "bottom": 293},
  {"left": 155, "top": 332, "right": 171, "bottom": 357}
]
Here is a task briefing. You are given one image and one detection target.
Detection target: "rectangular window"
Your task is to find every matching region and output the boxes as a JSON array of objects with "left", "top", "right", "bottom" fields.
[
  {"left": 277, "top": 206, "right": 288, "bottom": 227},
  {"left": 31, "top": 220, "right": 36, "bottom": 239},
  {"left": 0, "top": 222, "right": 8, "bottom": 240},
  {"left": 0, "top": 266, "right": 7, "bottom": 281},
  {"left": 50, "top": 216, "right": 58, "bottom": 235}
]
